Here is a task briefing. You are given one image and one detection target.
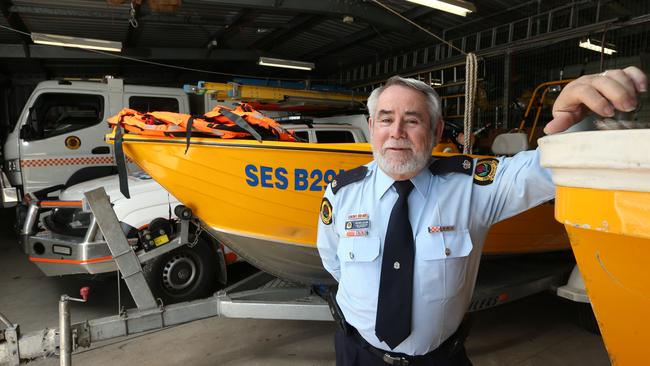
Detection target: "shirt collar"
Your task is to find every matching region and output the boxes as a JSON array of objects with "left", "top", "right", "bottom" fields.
[{"left": 373, "top": 161, "right": 431, "bottom": 200}]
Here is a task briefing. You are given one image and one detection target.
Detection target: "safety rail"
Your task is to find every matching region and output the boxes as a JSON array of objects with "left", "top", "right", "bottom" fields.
[{"left": 517, "top": 79, "right": 574, "bottom": 143}]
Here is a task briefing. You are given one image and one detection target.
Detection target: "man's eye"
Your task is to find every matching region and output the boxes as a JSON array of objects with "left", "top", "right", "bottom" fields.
[{"left": 380, "top": 119, "right": 392, "bottom": 124}]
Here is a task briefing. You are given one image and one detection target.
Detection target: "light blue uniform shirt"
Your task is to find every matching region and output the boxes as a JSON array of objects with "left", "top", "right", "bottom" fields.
[{"left": 316, "top": 149, "right": 554, "bottom": 356}]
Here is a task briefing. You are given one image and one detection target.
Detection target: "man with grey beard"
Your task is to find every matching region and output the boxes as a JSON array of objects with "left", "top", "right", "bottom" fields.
[{"left": 317, "top": 68, "right": 647, "bottom": 366}]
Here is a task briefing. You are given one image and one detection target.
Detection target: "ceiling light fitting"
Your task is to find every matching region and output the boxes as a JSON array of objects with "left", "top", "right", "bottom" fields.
[
  {"left": 31, "top": 32, "right": 122, "bottom": 52},
  {"left": 258, "top": 57, "right": 314, "bottom": 71},
  {"left": 579, "top": 37, "right": 617, "bottom": 55},
  {"left": 406, "top": 0, "right": 475, "bottom": 17}
]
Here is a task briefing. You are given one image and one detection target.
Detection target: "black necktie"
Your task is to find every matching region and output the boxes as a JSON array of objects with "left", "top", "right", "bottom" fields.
[{"left": 375, "top": 180, "right": 415, "bottom": 349}]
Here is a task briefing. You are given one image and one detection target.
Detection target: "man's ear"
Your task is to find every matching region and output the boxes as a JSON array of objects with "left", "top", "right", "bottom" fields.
[
  {"left": 434, "top": 119, "right": 444, "bottom": 144},
  {"left": 368, "top": 116, "right": 374, "bottom": 138}
]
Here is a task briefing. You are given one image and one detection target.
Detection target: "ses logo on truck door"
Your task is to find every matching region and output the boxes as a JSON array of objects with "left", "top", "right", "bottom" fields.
[{"left": 65, "top": 136, "right": 81, "bottom": 150}]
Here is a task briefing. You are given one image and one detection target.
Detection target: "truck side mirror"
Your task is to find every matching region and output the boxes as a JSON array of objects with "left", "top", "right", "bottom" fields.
[
  {"left": 19, "top": 123, "right": 33, "bottom": 140},
  {"left": 20, "top": 107, "right": 39, "bottom": 140}
]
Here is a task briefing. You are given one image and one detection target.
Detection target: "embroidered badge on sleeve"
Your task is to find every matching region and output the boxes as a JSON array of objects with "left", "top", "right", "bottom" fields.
[
  {"left": 320, "top": 198, "right": 333, "bottom": 225},
  {"left": 473, "top": 158, "right": 498, "bottom": 185}
]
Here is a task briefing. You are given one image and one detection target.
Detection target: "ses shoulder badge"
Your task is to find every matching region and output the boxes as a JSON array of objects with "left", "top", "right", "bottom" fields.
[
  {"left": 473, "top": 158, "right": 498, "bottom": 185},
  {"left": 320, "top": 198, "right": 333, "bottom": 225}
]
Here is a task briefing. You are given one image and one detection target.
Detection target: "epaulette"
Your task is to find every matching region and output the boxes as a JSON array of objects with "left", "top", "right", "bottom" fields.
[
  {"left": 429, "top": 155, "right": 473, "bottom": 176},
  {"left": 331, "top": 165, "right": 368, "bottom": 194}
]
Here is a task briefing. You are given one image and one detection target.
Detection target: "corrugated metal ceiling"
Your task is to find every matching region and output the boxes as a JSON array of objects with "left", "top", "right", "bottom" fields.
[{"left": 0, "top": 0, "right": 646, "bottom": 82}]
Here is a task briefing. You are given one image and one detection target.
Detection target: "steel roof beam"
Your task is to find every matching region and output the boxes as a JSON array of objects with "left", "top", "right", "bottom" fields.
[
  {"left": 297, "top": 6, "right": 435, "bottom": 60},
  {"left": 9, "top": 5, "right": 226, "bottom": 26},
  {"left": 247, "top": 14, "right": 319, "bottom": 50},
  {"left": 196, "top": 0, "right": 412, "bottom": 32},
  {"left": 207, "top": 8, "right": 255, "bottom": 47},
  {"left": 1, "top": 2, "right": 32, "bottom": 45},
  {"left": 0, "top": 45, "right": 261, "bottom": 60}
]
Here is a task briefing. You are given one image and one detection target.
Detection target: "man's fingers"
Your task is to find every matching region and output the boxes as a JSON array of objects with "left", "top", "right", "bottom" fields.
[
  {"left": 544, "top": 66, "right": 647, "bottom": 134},
  {"left": 544, "top": 111, "right": 581, "bottom": 134},
  {"left": 591, "top": 74, "right": 637, "bottom": 112},
  {"left": 554, "top": 84, "right": 614, "bottom": 119},
  {"left": 596, "top": 69, "right": 638, "bottom": 107},
  {"left": 623, "top": 66, "right": 648, "bottom": 93},
  {"left": 543, "top": 115, "right": 570, "bottom": 135}
]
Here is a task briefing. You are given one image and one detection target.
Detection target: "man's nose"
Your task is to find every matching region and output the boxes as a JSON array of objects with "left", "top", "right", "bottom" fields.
[{"left": 389, "top": 120, "right": 406, "bottom": 138}]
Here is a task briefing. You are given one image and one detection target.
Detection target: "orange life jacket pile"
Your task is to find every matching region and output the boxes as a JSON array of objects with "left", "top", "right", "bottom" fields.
[{"left": 108, "top": 103, "right": 297, "bottom": 142}]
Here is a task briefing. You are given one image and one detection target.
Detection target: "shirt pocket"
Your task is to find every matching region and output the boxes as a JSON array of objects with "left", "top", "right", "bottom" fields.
[
  {"left": 337, "top": 236, "right": 381, "bottom": 301},
  {"left": 416, "top": 229, "right": 473, "bottom": 302}
]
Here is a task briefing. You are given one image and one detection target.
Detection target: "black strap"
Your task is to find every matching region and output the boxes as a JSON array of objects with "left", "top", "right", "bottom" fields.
[
  {"left": 220, "top": 109, "right": 263, "bottom": 142},
  {"left": 185, "top": 117, "right": 194, "bottom": 154},
  {"left": 114, "top": 124, "right": 130, "bottom": 199},
  {"left": 326, "top": 286, "right": 352, "bottom": 336}
]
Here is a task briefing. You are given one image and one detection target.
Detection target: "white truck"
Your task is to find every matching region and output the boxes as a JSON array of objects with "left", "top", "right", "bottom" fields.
[{"left": 1, "top": 77, "right": 190, "bottom": 208}]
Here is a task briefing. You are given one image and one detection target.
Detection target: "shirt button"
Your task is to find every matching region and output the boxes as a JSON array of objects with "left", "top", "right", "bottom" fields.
[
  {"left": 349, "top": 252, "right": 354, "bottom": 260},
  {"left": 393, "top": 261, "right": 400, "bottom": 270},
  {"left": 445, "top": 248, "right": 451, "bottom": 256}
]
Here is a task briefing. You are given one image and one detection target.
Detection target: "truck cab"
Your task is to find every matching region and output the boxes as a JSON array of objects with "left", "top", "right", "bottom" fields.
[{"left": 2, "top": 77, "right": 189, "bottom": 207}]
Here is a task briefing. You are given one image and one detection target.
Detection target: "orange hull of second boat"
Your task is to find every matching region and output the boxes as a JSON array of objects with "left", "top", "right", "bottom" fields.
[{"left": 112, "top": 133, "right": 569, "bottom": 284}]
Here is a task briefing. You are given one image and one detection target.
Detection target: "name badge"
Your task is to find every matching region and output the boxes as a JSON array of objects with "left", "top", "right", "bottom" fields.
[
  {"left": 347, "top": 213, "right": 369, "bottom": 220},
  {"left": 345, "top": 229, "right": 368, "bottom": 237},
  {"left": 428, "top": 225, "right": 455, "bottom": 233},
  {"left": 345, "top": 220, "right": 369, "bottom": 230}
]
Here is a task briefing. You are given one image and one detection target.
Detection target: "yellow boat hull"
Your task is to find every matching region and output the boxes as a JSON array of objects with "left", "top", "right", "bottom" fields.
[
  {"left": 540, "top": 129, "right": 650, "bottom": 365},
  {"left": 556, "top": 187, "right": 650, "bottom": 365},
  {"left": 112, "top": 133, "right": 568, "bottom": 284}
]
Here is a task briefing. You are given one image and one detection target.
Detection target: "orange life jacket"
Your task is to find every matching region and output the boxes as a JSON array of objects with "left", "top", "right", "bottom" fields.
[
  {"left": 109, "top": 104, "right": 297, "bottom": 199},
  {"left": 108, "top": 104, "right": 297, "bottom": 141}
]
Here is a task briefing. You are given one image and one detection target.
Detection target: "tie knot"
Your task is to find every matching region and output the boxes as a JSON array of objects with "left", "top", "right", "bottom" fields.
[{"left": 393, "top": 180, "right": 414, "bottom": 196}]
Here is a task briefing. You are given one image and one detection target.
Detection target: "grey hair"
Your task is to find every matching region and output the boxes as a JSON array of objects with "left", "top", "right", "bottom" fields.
[{"left": 366, "top": 75, "right": 442, "bottom": 131}]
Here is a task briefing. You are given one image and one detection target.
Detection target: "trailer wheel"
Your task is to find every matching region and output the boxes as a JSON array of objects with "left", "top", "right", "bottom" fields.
[
  {"left": 144, "top": 235, "right": 218, "bottom": 304},
  {"left": 577, "top": 302, "right": 601, "bottom": 335}
]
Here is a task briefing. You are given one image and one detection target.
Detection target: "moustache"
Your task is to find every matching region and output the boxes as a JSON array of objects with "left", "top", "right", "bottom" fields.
[{"left": 382, "top": 140, "right": 414, "bottom": 150}]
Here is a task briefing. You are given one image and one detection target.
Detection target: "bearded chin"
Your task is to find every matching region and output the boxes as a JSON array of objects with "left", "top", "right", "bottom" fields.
[{"left": 373, "top": 148, "right": 432, "bottom": 177}]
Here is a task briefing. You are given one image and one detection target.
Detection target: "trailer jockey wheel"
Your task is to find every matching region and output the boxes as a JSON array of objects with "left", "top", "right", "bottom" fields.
[{"left": 144, "top": 233, "right": 218, "bottom": 304}]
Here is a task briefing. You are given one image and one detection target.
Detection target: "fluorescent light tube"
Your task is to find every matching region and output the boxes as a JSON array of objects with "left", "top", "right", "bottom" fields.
[
  {"left": 578, "top": 38, "right": 616, "bottom": 55},
  {"left": 258, "top": 57, "right": 315, "bottom": 71},
  {"left": 406, "top": 0, "right": 476, "bottom": 17},
  {"left": 31, "top": 32, "right": 122, "bottom": 52}
]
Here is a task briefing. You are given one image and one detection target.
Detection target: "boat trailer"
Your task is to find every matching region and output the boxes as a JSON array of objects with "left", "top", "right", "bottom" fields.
[{"left": 0, "top": 187, "right": 572, "bottom": 365}]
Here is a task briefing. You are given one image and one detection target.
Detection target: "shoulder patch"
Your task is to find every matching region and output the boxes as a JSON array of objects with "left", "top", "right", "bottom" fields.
[
  {"left": 473, "top": 158, "right": 499, "bottom": 185},
  {"left": 320, "top": 198, "right": 333, "bottom": 225},
  {"left": 331, "top": 165, "right": 368, "bottom": 195},
  {"left": 429, "top": 155, "right": 473, "bottom": 176}
]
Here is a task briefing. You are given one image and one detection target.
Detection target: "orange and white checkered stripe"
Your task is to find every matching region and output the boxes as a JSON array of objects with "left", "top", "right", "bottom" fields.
[{"left": 21, "top": 156, "right": 115, "bottom": 168}]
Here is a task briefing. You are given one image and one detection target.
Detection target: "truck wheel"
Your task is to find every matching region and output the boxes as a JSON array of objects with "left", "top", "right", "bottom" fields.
[
  {"left": 577, "top": 302, "right": 601, "bottom": 335},
  {"left": 144, "top": 235, "right": 218, "bottom": 304}
]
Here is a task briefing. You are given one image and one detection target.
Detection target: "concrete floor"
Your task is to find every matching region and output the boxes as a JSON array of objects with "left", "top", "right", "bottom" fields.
[{"left": 0, "top": 209, "right": 611, "bottom": 366}]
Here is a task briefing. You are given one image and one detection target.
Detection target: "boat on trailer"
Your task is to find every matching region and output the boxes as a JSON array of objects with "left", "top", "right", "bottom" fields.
[{"left": 107, "top": 131, "right": 569, "bottom": 285}]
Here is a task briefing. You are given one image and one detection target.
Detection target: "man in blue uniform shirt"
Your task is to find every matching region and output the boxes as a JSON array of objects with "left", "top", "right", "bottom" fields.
[{"left": 317, "top": 67, "right": 647, "bottom": 366}]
